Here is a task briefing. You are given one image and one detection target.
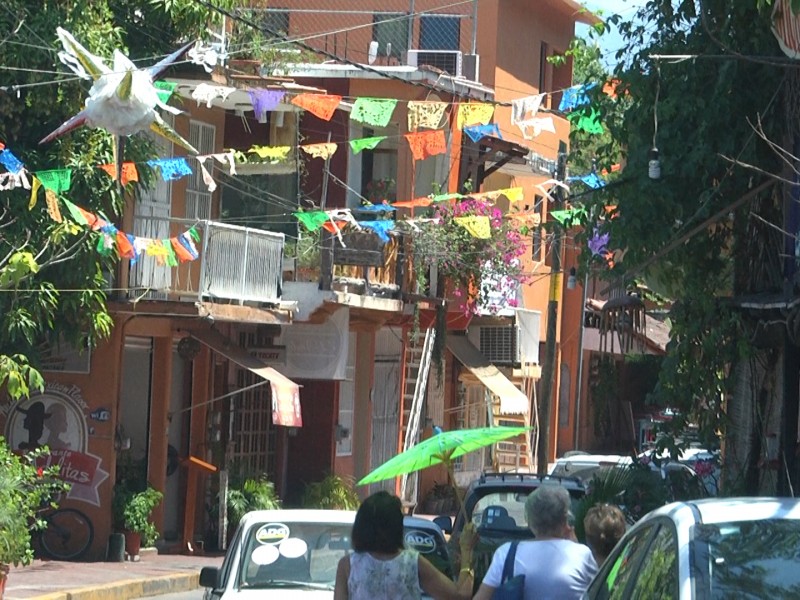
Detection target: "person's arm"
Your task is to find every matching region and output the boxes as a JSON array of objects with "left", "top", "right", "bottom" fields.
[
  {"left": 333, "top": 555, "right": 350, "bottom": 600},
  {"left": 418, "top": 555, "right": 474, "bottom": 600},
  {"left": 419, "top": 523, "right": 477, "bottom": 600},
  {"left": 472, "top": 582, "right": 497, "bottom": 600}
]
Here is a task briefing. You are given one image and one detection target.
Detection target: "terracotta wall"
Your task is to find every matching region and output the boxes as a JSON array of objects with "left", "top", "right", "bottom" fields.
[
  {"left": 0, "top": 320, "right": 125, "bottom": 560},
  {"left": 286, "top": 380, "right": 337, "bottom": 504}
]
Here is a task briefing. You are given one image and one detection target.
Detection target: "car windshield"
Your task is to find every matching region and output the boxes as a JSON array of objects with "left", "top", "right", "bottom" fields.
[
  {"left": 470, "top": 489, "right": 582, "bottom": 533},
  {"left": 238, "top": 520, "right": 352, "bottom": 590},
  {"left": 693, "top": 519, "right": 800, "bottom": 598}
]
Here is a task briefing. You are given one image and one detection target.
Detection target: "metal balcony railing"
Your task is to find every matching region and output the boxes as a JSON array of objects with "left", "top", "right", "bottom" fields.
[{"left": 127, "top": 218, "right": 285, "bottom": 305}]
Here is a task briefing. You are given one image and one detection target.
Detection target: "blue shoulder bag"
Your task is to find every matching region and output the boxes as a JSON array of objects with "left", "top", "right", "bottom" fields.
[{"left": 492, "top": 540, "right": 525, "bottom": 599}]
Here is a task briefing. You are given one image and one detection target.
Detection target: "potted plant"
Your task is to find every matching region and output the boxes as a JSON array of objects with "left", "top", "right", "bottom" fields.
[
  {"left": 301, "top": 474, "right": 360, "bottom": 510},
  {"left": 0, "top": 437, "right": 67, "bottom": 597},
  {"left": 113, "top": 485, "right": 163, "bottom": 559}
]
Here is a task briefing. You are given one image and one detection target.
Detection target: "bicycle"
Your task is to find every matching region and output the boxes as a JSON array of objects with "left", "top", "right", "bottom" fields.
[{"left": 37, "top": 507, "right": 94, "bottom": 560}]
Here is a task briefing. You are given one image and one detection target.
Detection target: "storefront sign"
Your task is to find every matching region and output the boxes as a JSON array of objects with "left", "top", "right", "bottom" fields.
[{"left": 4, "top": 386, "right": 109, "bottom": 507}]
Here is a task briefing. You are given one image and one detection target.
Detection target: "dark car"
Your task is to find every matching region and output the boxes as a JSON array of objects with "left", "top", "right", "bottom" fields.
[{"left": 432, "top": 472, "right": 586, "bottom": 585}]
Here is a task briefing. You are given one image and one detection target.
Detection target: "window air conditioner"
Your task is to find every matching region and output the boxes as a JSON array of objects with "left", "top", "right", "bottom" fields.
[
  {"left": 406, "top": 50, "right": 463, "bottom": 77},
  {"left": 468, "top": 325, "right": 521, "bottom": 365}
]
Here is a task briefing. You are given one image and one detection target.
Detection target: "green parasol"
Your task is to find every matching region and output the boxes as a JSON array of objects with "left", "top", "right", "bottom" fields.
[{"left": 358, "top": 426, "right": 531, "bottom": 518}]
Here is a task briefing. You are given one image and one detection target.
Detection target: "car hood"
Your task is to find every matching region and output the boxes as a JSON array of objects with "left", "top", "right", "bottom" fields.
[{"left": 221, "top": 588, "right": 334, "bottom": 598}]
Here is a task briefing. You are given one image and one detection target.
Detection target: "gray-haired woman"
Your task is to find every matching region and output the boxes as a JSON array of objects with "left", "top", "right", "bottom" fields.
[{"left": 473, "top": 485, "right": 597, "bottom": 600}]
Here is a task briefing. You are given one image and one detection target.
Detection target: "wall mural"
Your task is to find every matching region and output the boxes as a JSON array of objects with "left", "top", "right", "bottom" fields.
[{"left": 2, "top": 384, "right": 109, "bottom": 506}]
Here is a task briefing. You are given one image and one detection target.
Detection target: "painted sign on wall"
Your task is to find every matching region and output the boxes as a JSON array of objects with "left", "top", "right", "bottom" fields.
[{"left": 3, "top": 385, "right": 109, "bottom": 506}]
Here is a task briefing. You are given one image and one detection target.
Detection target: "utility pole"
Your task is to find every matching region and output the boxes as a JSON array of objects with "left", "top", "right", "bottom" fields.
[{"left": 536, "top": 142, "right": 567, "bottom": 475}]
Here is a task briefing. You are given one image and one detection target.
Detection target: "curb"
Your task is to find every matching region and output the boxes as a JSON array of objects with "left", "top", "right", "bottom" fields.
[{"left": 25, "top": 572, "right": 199, "bottom": 600}]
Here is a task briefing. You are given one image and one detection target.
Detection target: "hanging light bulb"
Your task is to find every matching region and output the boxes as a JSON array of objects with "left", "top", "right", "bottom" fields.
[
  {"left": 567, "top": 267, "right": 577, "bottom": 290},
  {"left": 648, "top": 59, "right": 662, "bottom": 180},
  {"left": 648, "top": 147, "right": 661, "bottom": 180}
]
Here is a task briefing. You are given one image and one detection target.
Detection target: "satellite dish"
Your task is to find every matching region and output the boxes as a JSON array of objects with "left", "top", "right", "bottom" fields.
[{"left": 368, "top": 41, "right": 378, "bottom": 65}]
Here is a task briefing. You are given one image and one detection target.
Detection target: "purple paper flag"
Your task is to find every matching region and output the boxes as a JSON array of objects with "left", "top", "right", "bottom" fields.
[{"left": 249, "top": 90, "right": 286, "bottom": 120}]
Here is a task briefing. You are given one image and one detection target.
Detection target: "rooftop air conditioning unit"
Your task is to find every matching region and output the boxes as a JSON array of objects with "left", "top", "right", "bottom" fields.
[{"left": 406, "top": 49, "right": 463, "bottom": 77}]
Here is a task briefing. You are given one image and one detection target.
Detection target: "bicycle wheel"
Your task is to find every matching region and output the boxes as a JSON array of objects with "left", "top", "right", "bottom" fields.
[{"left": 39, "top": 508, "right": 94, "bottom": 560}]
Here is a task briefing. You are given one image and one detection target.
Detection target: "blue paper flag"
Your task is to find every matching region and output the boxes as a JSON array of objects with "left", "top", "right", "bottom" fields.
[
  {"left": 147, "top": 158, "right": 193, "bottom": 182},
  {"left": 568, "top": 172, "right": 605, "bottom": 189},
  {"left": 0, "top": 149, "right": 24, "bottom": 174},
  {"left": 463, "top": 123, "right": 502, "bottom": 143},
  {"left": 355, "top": 203, "right": 397, "bottom": 213},
  {"left": 559, "top": 84, "right": 596, "bottom": 113},
  {"left": 358, "top": 220, "right": 395, "bottom": 243}
]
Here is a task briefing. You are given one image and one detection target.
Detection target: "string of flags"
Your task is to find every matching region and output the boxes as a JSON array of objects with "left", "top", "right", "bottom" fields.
[
  {"left": 292, "top": 185, "right": 543, "bottom": 246},
  {"left": 179, "top": 82, "right": 602, "bottom": 141},
  {"left": 0, "top": 141, "right": 202, "bottom": 266}
]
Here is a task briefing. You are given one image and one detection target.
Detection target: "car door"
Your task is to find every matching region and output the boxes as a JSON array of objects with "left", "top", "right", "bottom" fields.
[
  {"left": 628, "top": 524, "right": 680, "bottom": 599},
  {"left": 586, "top": 523, "right": 659, "bottom": 600}
]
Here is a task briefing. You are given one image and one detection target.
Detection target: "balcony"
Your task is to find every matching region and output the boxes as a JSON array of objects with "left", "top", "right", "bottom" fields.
[{"left": 127, "top": 219, "right": 285, "bottom": 307}]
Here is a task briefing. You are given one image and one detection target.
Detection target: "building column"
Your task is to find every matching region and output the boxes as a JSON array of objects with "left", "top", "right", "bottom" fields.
[
  {"left": 148, "top": 335, "right": 173, "bottom": 535},
  {"left": 183, "top": 344, "right": 211, "bottom": 551},
  {"left": 352, "top": 331, "right": 376, "bottom": 485}
]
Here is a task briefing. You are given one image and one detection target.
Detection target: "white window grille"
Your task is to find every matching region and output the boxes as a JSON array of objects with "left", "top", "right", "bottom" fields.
[
  {"left": 187, "top": 120, "right": 216, "bottom": 220},
  {"left": 337, "top": 332, "right": 357, "bottom": 456}
]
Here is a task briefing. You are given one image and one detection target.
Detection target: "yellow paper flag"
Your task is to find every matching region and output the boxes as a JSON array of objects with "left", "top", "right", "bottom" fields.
[
  {"left": 457, "top": 103, "right": 495, "bottom": 129},
  {"left": 28, "top": 177, "right": 41, "bottom": 210},
  {"left": 45, "top": 189, "right": 62, "bottom": 222},
  {"left": 454, "top": 215, "right": 491, "bottom": 239}
]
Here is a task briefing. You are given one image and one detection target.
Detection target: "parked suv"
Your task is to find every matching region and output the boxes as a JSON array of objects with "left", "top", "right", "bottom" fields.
[{"left": 432, "top": 472, "right": 585, "bottom": 587}]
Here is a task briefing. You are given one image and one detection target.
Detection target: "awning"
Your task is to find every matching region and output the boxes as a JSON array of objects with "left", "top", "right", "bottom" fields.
[
  {"left": 446, "top": 335, "right": 529, "bottom": 415},
  {"left": 190, "top": 329, "right": 303, "bottom": 427}
]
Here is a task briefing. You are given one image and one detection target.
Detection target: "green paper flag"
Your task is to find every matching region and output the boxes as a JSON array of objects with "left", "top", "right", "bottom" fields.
[
  {"left": 294, "top": 211, "right": 329, "bottom": 232},
  {"left": 432, "top": 193, "right": 464, "bottom": 203},
  {"left": 568, "top": 107, "right": 604, "bottom": 135},
  {"left": 36, "top": 169, "right": 72, "bottom": 194},
  {"left": 96, "top": 234, "right": 115, "bottom": 256},
  {"left": 154, "top": 81, "right": 177, "bottom": 105},
  {"left": 62, "top": 198, "right": 88, "bottom": 225},
  {"left": 549, "top": 209, "right": 576, "bottom": 227},
  {"left": 189, "top": 226, "right": 200, "bottom": 243},
  {"left": 350, "top": 97, "right": 398, "bottom": 128},
  {"left": 349, "top": 136, "right": 386, "bottom": 154},
  {"left": 162, "top": 239, "right": 178, "bottom": 267}
]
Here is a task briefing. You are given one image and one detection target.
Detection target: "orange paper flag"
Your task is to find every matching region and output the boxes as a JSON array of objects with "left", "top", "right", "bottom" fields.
[
  {"left": 116, "top": 231, "right": 135, "bottom": 259},
  {"left": 291, "top": 94, "right": 342, "bottom": 121},
  {"left": 99, "top": 163, "right": 139, "bottom": 186},
  {"left": 171, "top": 237, "right": 195, "bottom": 263},
  {"left": 392, "top": 197, "right": 433, "bottom": 208},
  {"left": 404, "top": 130, "right": 447, "bottom": 161}
]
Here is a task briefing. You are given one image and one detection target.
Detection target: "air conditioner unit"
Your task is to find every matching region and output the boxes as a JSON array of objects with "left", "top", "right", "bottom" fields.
[
  {"left": 468, "top": 324, "right": 521, "bottom": 365},
  {"left": 462, "top": 53, "right": 480, "bottom": 82},
  {"left": 406, "top": 49, "right": 463, "bottom": 77}
]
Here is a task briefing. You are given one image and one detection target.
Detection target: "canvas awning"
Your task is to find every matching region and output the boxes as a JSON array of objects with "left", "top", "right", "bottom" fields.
[
  {"left": 445, "top": 335, "right": 529, "bottom": 415},
  {"left": 189, "top": 329, "right": 303, "bottom": 427}
]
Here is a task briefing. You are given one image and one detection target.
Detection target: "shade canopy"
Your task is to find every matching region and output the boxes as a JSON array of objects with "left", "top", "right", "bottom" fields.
[
  {"left": 446, "top": 335, "right": 529, "bottom": 414},
  {"left": 358, "top": 426, "right": 530, "bottom": 485}
]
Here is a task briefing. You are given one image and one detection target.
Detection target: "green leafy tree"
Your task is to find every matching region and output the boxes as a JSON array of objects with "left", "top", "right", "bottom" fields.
[
  {"left": 566, "top": 1, "right": 790, "bottom": 481},
  {"left": 0, "top": 1, "right": 224, "bottom": 401}
]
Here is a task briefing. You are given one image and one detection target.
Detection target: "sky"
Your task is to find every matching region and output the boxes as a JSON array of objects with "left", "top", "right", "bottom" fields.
[{"left": 578, "top": 0, "right": 649, "bottom": 68}]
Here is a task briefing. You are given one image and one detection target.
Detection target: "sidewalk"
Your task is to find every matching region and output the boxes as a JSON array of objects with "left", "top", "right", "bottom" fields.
[{"left": 5, "top": 551, "right": 223, "bottom": 600}]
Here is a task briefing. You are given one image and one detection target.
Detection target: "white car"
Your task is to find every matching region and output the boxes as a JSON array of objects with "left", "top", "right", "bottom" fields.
[
  {"left": 583, "top": 497, "right": 800, "bottom": 599},
  {"left": 199, "top": 509, "right": 454, "bottom": 598}
]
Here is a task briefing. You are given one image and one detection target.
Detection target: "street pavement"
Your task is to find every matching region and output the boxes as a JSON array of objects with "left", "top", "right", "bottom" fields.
[{"left": 5, "top": 551, "right": 222, "bottom": 600}]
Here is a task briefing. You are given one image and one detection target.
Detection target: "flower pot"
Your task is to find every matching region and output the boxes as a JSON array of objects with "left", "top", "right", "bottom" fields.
[
  {"left": 0, "top": 563, "right": 9, "bottom": 600},
  {"left": 123, "top": 531, "right": 141, "bottom": 559}
]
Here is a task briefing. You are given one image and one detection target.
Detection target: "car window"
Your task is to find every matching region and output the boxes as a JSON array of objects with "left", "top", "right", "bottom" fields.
[
  {"left": 693, "top": 519, "right": 800, "bottom": 598},
  {"left": 404, "top": 526, "right": 453, "bottom": 579},
  {"left": 629, "top": 525, "right": 679, "bottom": 599},
  {"left": 596, "top": 525, "right": 657, "bottom": 600},
  {"left": 238, "top": 520, "right": 352, "bottom": 590}
]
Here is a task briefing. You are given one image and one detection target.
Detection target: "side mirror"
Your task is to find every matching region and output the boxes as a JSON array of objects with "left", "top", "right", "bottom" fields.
[
  {"left": 199, "top": 566, "right": 220, "bottom": 589},
  {"left": 433, "top": 515, "right": 452, "bottom": 535}
]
